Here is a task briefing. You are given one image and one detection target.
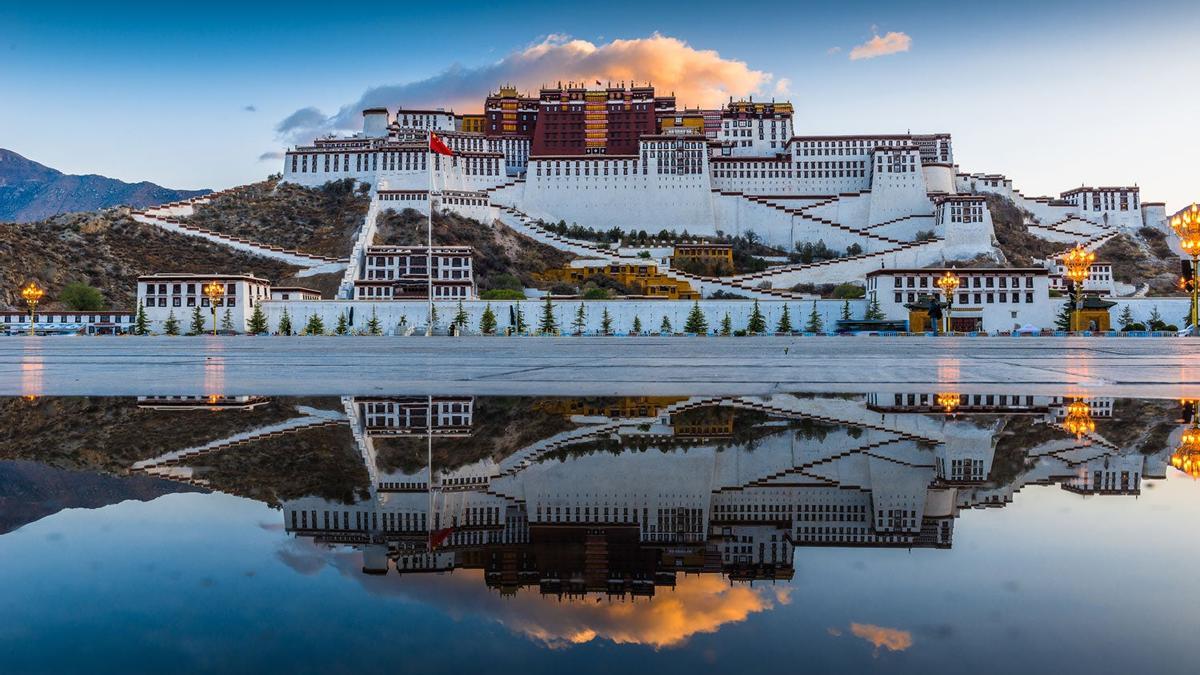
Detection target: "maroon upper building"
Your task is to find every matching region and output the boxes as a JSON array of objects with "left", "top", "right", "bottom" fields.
[{"left": 530, "top": 82, "right": 676, "bottom": 156}]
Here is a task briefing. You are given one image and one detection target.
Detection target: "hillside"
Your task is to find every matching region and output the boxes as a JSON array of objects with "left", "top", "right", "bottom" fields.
[
  {"left": 182, "top": 177, "right": 370, "bottom": 259},
  {"left": 0, "top": 209, "right": 299, "bottom": 310},
  {"left": 0, "top": 148, "right": 209, "bottom": 223},
  {"left": 374, "top": 208, "right": 573, "bottom": 290}
]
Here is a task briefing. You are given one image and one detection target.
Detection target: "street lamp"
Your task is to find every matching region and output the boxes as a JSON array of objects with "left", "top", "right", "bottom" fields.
[
  {"left": 935, "top": 270, "right": 960, "bottom": 334},
  {"left": 1171, "top": 399, "right": 1200, "bottom": 479},
  {"left": 202, "top": 281, "right": 225, "bottom": 336},
  {"left": 1170, "top": 204, "right": 1200, "bottom": 334},
  {"left": 20, "top": 281, "right": 44, "bottom": 336},
  {"left": 1060, "top": 245, "right": 1095, "bottom": 332}
]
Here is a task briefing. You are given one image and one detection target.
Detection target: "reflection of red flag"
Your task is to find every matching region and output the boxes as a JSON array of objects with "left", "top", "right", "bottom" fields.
[
  {"left": 429, "top": 527, "right": 454, "bottom": 549},
  {"left": 429, "top": 132, "right": 454, "bottom": 156}
]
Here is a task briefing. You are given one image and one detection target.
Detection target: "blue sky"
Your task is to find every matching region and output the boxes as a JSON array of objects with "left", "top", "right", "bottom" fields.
[{"left": 2, "top": 0, "right": 1197, "bottom": 208}]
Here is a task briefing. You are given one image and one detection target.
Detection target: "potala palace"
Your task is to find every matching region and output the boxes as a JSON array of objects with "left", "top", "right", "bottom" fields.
[{"left": 280, "top": 83, "right": 1167, "bottom": 296}]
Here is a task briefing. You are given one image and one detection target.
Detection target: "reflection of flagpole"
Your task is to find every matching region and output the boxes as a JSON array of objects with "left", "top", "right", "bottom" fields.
[{"left": 427, "top": 394, "right": 433, "bottom": 551}]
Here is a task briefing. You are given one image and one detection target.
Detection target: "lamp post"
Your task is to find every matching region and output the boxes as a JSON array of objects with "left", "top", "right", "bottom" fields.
[
  {"left": 935, "top": 270, "right": 960, "bottom": 334},
  {"left": 1063, "top": 398, "right": 1095, "bottom": 440},
  {"left": 202, "top": 281, "right": 225, "bottom": 336},
  {"left": 1060, "top": 245, "right": 1095, "bottom": 332},
  {"left": 1170, "top": 204, "right": 1200, "bottom": 334},
  {"left": 20, "top": 281, "right": 44, "bottom": 337}
]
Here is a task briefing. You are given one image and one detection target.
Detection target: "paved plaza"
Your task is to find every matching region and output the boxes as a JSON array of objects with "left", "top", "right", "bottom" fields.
[{"left": 3, "top": 335, "right": 1199, "bottom": 397}]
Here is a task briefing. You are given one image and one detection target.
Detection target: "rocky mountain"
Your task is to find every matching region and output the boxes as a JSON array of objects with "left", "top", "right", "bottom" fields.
[{"left": 0, "top": 148, "right": 210, "bottom": 223}]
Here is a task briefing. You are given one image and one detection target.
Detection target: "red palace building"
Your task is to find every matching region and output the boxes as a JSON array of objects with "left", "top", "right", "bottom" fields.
[{"left": 530, "top": 82, "right": 676, "bottom": 156}]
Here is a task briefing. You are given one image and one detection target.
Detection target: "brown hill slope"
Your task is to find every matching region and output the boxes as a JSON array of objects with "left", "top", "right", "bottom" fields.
[
  {"left": 0, "top": 209, "right": 298, "bottom": 310},
  {"left": 183, "top": 177, "right": 369, "bottom": 259}
]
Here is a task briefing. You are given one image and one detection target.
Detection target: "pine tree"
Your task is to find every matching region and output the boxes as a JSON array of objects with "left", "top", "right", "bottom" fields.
[
  {"left": 600, "top": 307, "right": 613, "bottom": 335},
  {"left": 248, "top": 303, "right": 268, "bottom": 334},
  {"left": 221, "top": 308, "right": 234, "bottom": 332},
  {"left": 660, "top": 315, "right": 673, "bottom": 334},
  {"left": 571, "top": 302, "right": 587, "bottom": 335},
  {"left": 720, "top": 312, "right": 732, "bottom": 336},
  {"left": 163, "top": 310, "right": 180, "bottom": 336},
  {"left": 747, "top": 300, "right": 767, "bottom": 334},
  {"left": 538, "top": 296, "right": 558, "bottom": 335},
  {"left": 188, "top": 306, "right": 205, "bottom": 336},
  {"left": 1117, "top": 304, "right": 1134, "bottom": 330},
  {"left": 134, "top": 302, "right": 149, "bottom": 335},
  {"left": 335, "top": 312, "right": 349, "bottom": 335},
  {"left": 805, "top": 301, "right": 824, "bottom": 333},
  {"left": 632, "top": 315, "right": 643, "bottom": 335},
  {"left": 453, "top": 300, "right": 468, "bottom": 329},
  {"left": 1055, "top": 300, "right": 1073, "bottom": 331},
  {"left": 479, "top": 303, "right": 497, "bottom": 335},
  {"left": 278, "top": 308, "right": 293, "bottom": 336},
  {"left": 684, "top": 302, "right": 708, "bottom": 334},
  {"left": 840, "top": 299, "right": 852, "bottom": 321},
  {"left": 775, "top": 304, "right": 793, "bottom": 334},
  {"left": 1148, "top": 305, "right": 1164, "bottom": 330},
  {"left": 366, "top": 308, "right": 382, "bottom": 335},
  {"left": 864, "top": 292, "right": 885, "bottom": 320},
  {"left": 513, "top": 303, "right": 527, "bottom": 334},
  {"left": 305, "top": 313, "right": 325, "bottom": 335}
]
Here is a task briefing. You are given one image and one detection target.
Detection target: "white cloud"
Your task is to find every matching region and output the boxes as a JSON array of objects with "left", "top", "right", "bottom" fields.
[
  {"left": 849, "top": 31, "right": 912, "bottom": 60},
  {"left": 276, "top": 33, "right": 774, "bottom": 142},
  {"left": 826, "top": 46, "right": 842, "bottom": 55},
  {"left": 257, "top": 151, "right": 284, "bottom": 161}
]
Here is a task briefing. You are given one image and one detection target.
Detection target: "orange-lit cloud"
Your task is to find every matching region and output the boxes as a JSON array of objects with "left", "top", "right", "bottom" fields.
[
  {"left": 278, "top": 33, "right": 773, "bottom": 141},
  {"left": 849, "top": 622, "right": 914, "bottom": 653},
  {"left": 849, "top": 32, "right": 912, "bottom": 60}
]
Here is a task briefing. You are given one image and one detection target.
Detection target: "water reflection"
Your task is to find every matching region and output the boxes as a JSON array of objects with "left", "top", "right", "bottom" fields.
[{"left": 1, "top": 391, "right": 1195, "bottom": 657}]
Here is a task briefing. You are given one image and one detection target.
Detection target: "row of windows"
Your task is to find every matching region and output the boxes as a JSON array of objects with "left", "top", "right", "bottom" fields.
[
  {"left": 144, "top": 296, "right": 238, "bottom": 308},
  {"left": 4, "top": 314, "right": 132, "bottom": 323},
  {"left": 897, "top": 291, "right": 1036, "bottom": 305},
  {"left": 898, "top": 275, "right": 1035, "bottom": 289}
]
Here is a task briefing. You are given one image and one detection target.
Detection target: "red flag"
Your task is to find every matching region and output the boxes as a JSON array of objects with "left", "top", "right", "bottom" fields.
[
  {"left": 429, "top": 527, "right": 454, "bottom": 549},
  {"left": 429, "top": 132, "right": 454, "bottom": 157}
]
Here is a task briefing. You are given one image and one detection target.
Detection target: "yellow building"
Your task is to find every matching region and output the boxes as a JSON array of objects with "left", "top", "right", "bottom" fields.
[
  {"left": 458, "top": 114, "right": 486, "bottom": 134},
  {"left": 536, "top": 397, "right": 688, "bottom": 419},
  {"left": 659, "top": 113, "right": 706, "bottom": 135},
  {"left": 672, "top": 243, "right": 734, "bottom": 266},
  {"left": 537, "top": 262, "right": 700, "bottom": 300}
]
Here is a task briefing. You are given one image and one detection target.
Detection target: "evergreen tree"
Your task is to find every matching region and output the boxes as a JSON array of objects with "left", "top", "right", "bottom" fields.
[
  {"left": 660, "top": 315, "right": 673, "bottom": 334},
  {"left": 775, "top": 304, "right": 793, "bottom": 334},
  {"left": 538, "top": 296, "right": 558, "bottom": 335},
  {"left": 1117, "top": 305, "right": 1134, "bottom": 330},
  {"left": 684, "top": 302, "right": 708, "bottom": 334},
  {"left": 335, "top": 312, "right": 349, "bottom": 335},
  {"left": 134, "top": 302, "right": 149, "bottom": 335},
  {"left": 1148, "top": 305, "right": 1164, "bottom": 330},
  {"left": 747, "top": 300, "right": 767, "bottom": 334},
  {"left": 479, "top": 303, "right": 497, "bottom": 335},
  {"left": 864, "top": 292, "right": 885, "bottom": 320},
  {"left": 720, "top": 312, "right": 732, "bottom": 336},
  {"left": 804, "top": 301, "right": 825, "bottom": 333},
  {"left": 163, "top": 310, "right": 180, "bottom": 336},
  {"left": 305, "top": 313, "right": 325, "bottom": 335},
  {"left": 428, "top": 304, "right": 438, "bottom": 327},
  {"left": 221, "top": 308, "right": 234, "bottom": 332},
  {"left": 513, "top": 303, "right": 527, "bottom": 334},
  {"left": 600, "top": 307, "right": 613, "bottom": 335},
  {"left": 248, "top": 303, "right": 268, "bottom": 334},
  {"left": 278, "top": 308, "right": 293, "bottom": 336},
  {"left": 632, "top": 315, "right": 643, "bottom": 335},
  {"left": 840, "top": 299, "right": 852, "bottom": 321},
  {"left": 366, "top": 308, "right": 382, "bottom": 335},
  {"left": 188, "top": 306, "right": 205, "bottom": 336},
  {"left": 571, "top": 302, "right": 587, "bottom": 335},
  {"left": 1055, "top": 300, "right": 1073, "bottom": 331},
  {"left": 453, "top": 300, "right": 468, "bottom": 329}
]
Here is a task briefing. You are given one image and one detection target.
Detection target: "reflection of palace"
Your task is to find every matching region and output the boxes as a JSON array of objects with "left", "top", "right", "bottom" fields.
[
  {"left": 275, "top": 393, "right": 1176, "bottom": 594},
  {"left": 136, "top": 395, "right": 272, "bottom": 411}
]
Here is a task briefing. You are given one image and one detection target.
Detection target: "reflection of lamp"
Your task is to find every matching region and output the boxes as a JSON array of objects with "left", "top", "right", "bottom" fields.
[
  {"left": 206, "top": 394, "right": 220, "bottom": 406},
  {"left": 1063, "top": 398, "right": 1095, "bottom": 439},
  {"left": 20, "top": 281, "right": 45, "bottom": 337},
  {"left": 1061, "top": 245, "right": 1095, "bottom": 332},
  {"left": 1172, "top": 399, "right": 1200, "bottom": 479},
  {"left": 936, "top": 392, "right": 961, "bottom": 415},
  {"left": 202, "top": 281, "right": 225, "bottom": 336},
  {"left": 935, "top": 271, "right": 960, "bottom": 333},
  {"left": 1170, "top": 204, "right": 1200, "bottom": 333}
]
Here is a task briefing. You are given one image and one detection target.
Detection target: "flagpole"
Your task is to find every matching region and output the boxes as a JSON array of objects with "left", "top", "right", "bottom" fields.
[
  {"left": 426, "top": 131, "right": 434, "bottom": 336},
  {"left": 427, "top": 394, "right": 433, "bottom": 552}
]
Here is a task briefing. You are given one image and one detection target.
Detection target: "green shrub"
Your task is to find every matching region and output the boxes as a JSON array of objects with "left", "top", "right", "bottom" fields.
[
  {"left": 480, "top": 288, "right": 526, "bottom": 300},
  {"left": 59, "top": 282, "right": 105, "bottom": 310}
]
